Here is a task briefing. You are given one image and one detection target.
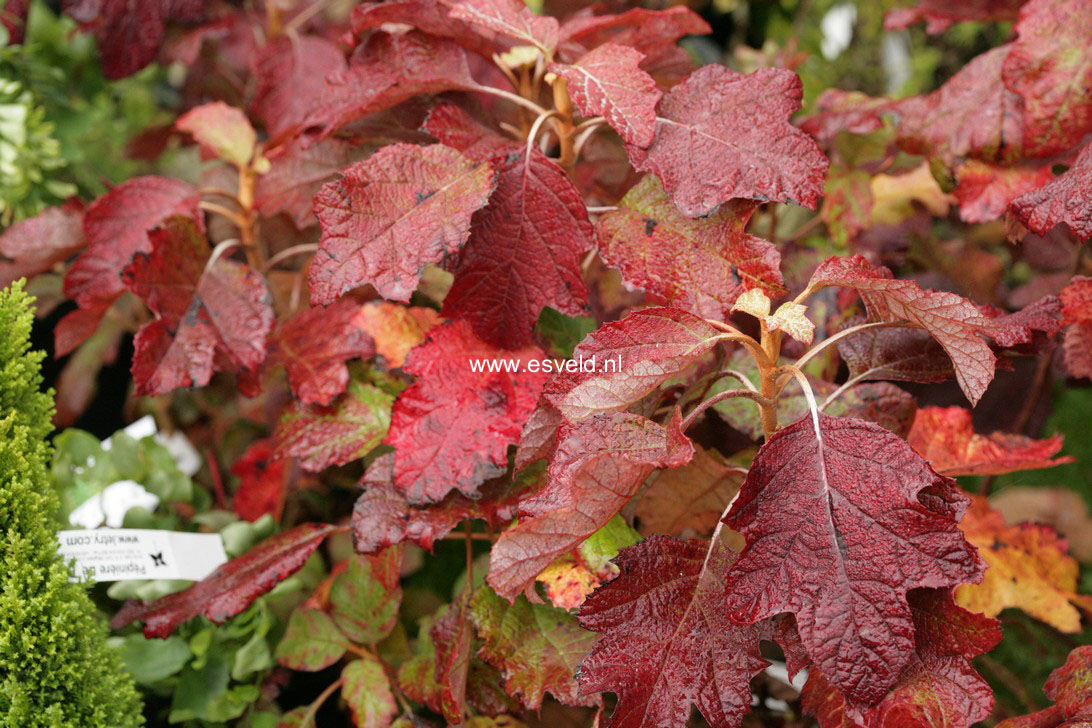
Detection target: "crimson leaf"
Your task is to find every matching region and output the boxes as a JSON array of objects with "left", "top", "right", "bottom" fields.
[{"left": 271, "top": 300, "right": 374, "bottom": 406}]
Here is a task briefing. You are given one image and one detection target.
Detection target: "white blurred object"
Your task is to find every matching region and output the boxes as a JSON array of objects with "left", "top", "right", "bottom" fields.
[
  {"left": 882, "top": 31, "right": 912, "bottom": 95},
  {"left": 101, "top": 414, "right": 202, "bottom": 476},
  {"left": 68, "top": 480, "right": 161, "bottom": 529},
  {"left": 820, "top": 3, "right": 856, "bottom": 60}
]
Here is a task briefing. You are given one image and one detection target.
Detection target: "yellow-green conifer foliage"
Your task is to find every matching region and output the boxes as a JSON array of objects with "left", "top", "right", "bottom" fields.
[{"left": 0, "top": 281, "right": 143, "bottom": 727}]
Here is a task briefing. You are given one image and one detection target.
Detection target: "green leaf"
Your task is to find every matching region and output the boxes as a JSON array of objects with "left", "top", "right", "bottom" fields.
[
  {"left": 169, "top": 649, "right": 260, "bottom": 722},
  {"left": 535, "top": 307, "right": 596, "bottom": 359},
  {"left": 342, "top": 654, "right": 398, "bottom": 728},
  {"left": 330, "top": 548, "right": 403, "bottom": 644},
  {"left": 115, "top": 633, "right": 192, "bottom": 685},
  {"left": 276, "top": 609, "right": 348, "bottom": 672},
  {"left": 579, "top": 514, "right": 640, "bottom": 574},
  {"left": 470, "top": 585, "right": 598, "bottom": 710}
]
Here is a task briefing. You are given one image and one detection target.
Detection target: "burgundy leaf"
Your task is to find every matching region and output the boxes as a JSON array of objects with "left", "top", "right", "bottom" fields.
[
  {"left": 597, "top": 175, "right": 784, "bottom": 320},
  {"left": 577, "top": 534, "right": 770, "bottom": 728},
  {"left": 1060, "top": 275, "right": 1092, "bottom": 378},
  {"left": 542, "top": 307, "right": 726, "bottom": 421},
  {"left": 627, "top": 65, "right": 828, "bottom": 216},
  {"left": 123, "top": 216, "right": 274, "bottom": 395},
  {"left": 251, "top": 35, "right": 347, "bottom": 143},
  {"left": 723, "top": 413, "right": 984, "bottom": 704},
  {"left": 310, "top": 143, "right": 496, "bottom": 305},
  {"left": 254, "top": 136, "right": 361, "bottom": 230},
  {"left": 65, "top": 176, "right": 200, "bottom": 312},
  {"left": 953, "top": 160, "right": 1055, "bottom": 224},
  {"left": 557, "top": 6, "right": 710, "bottom": 60},
  {"left": 885, "top": 0, "right": 1026, "bottom": 33},
  {"left": 231, "top": 439, "right": 287, "bottom": 523},
  {"left": 384, "top": 320, "right": 548, "bottom": 503},
  {"left": 549, "top": 44, "right": 661, "bottom": 147},
  {"left": 837, "top": 326, "right": 955, "bottom": 385},
  {"left": 487, "top": 411, "right": 693, "bottom": 601},
  {"left": 438, "top": 144, "right": 591, "bottom": 348},
  {"left": 272, "top": 300, "right": 374, "bottom": 406},
  {"left": 111, "top": 523, "right": 340, "bottom": 638}
]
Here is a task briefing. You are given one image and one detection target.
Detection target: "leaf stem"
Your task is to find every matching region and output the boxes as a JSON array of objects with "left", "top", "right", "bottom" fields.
[
  {"left": 682, "top": 389, "right": 773, "bottom": 431},
  {"left": 198, "top": 201, "right": 247, "bottom": 229},
  {"left": 264, "top": 243, "right": 319, "bottom": 272},
  {"left": 525, "top": 110, "right": 560, "bottom": 162},
  {"left": 470, "top": 83, "right": 549, "bottom": 116},
  {"left": 819, "top": 370, "right": 870, "bottom": 410},
  {"left": 299, "top": 676, "right": 345, "bottom": 728}
]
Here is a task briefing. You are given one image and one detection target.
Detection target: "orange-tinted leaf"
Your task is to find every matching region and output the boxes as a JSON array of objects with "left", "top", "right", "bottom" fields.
[
  {"left": 310, "top": 143, "right": 496, "bottom": 304},
  {"left": 577, "top": 534, "right": 770, "bottom": 728},
  {"left": 634, "top": 445, "right": 745, "bottom": 538},
  {"left": 65, "top": 176, "right": 200, "bottom": 311},
  {"left": 628, "top": 65, "right": 828, "bottom": 216},
  {"left": 488, "top": 412, "right": 692, "bottom": 601},
  {"left": 723, "top": 414, "right": 984, "bottom": 704},
  {"left": 471, "top": 585, "right": 598, "bottom": 710},
  {"left": 274, "top": 380, "right": 393, "bottom": 472},
  {"left": 384, "top": 320, "right": 548, "bottom": 503},
  {"left": 908, "top": 406, "right": 1073, "bottom": 476},
  {"left": 354, "top": 302, "right": 442, "bottom": 369},
  {"left": 956, "top": 496, "right": 1092, "bottom": 633},
  {"left": 176, "top": 101, "right": 257, "bottom": 167},
  {"left": 111, "top": 523, "right": 340, "bottom": 638},
  {"left": 596, "top": 176, "right": 784, "bottom": 320},
  {"left": 549, "top": 44, "right": 660, "bottom": 147},
  {"left": 1002, "top": 0, "right": 1092, "bottom": 158},
  {"left": 272, "top": 299, "right": 374, "bottom": 406},
  {"left": 123, "top": 217, "right": 274, "bottom": 395}
]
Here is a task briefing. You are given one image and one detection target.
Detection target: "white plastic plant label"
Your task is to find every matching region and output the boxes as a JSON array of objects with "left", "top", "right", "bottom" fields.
[{"left": 57, "top": 529, "right": 227, "bottom": 582}]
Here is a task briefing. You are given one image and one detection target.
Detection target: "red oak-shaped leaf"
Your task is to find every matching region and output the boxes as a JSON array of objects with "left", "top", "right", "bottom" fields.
[
  {"left": 352, "top": 453, "right": 522, "bottom": 554},
  {"left": 722, "top": 413, "right": 984, "bottom": 704},
  {"left": 1010, "top": 145, "right": 1092, "bottom": 241},
  {"left": 301, "top": 31, "right": 477, "bottom": 138},
  {"left": 1002, "top": 0, "right": 1092, "bottom": 158},
  {"left": 577, "top": 534, "right": 770, "bottom": 728},
  {"left": 231, "top": 439, "right": 288, "bottom": 523},
  {"left": 353, "top": 302, "right": 442, "bottom": 369},
  {"left": 310, "top": 143, "right": 496, "bottom": 305},
  {"left": 274, "top": 380, "right": 393, "bottom": 472},
  {"left": 908, "top": 406, "right": 1073, "bottom": 477},
  {"left": 272, "top": 300, "right": 374, "bottom": 406},
  {"left": 384, "top": 320, "right": 547, "bottom": 503},
  {"left": 0, "top": 201, "right": 86, "bottom": 288},
  {"left": 597, "top": 176, "right": 784, "bottom": 320},
  {"left": 425, "top": 104, "right": 592, "bottom": 347},
  {"left": 111, "top": 523, "right": 339, "bottom": 638},
  {"left": 472, "top": 585, "right": 599, "bottom": 710},
  {"left": 627, "top": 65, "right": 828, "bottom": 216},
  {"left": 807, "top": 255, "right": 1011, "bottom": 404},
  {"left": 893, "top": 46, "right": 1025, "bottom": 165},
  {"left": 953, "top": 160, "right": 1055, "bottom": 223},
  {"left": 803, "top": 589, "right": 1000, "bottom": 728},
  {"left": 1060, "top": 275, "right": 1092, "bottom": 378},
  {"left": 349, "top": 0, "right": 494, "bottom": 58},
  {"left": 557, "top": 6, "right": 710, "bottom": 60},
  {"left": 543, "top": 307, "right": 725, "bottom": 421},
  {"left": 65, "top": 176, "right": 200, "bottom": 311},
  {"left": 635, "top": 445, "right": 746, "bottom": 538},
  {"left": 488, "top": 411, "right": 693, "bottom": 601},
  {"left": 254, "top": 136, "right": 362, "bottom": 230},
  {"left": 885, "top": 0, "right": 1026, "bottom": 34},
  {"left": 176, "top": 101, "right": 257, "bottom": 168},
  {"left": 123, "top": 217, "right": 274, "bottom": 395},
  {"left": 446, "top": 0, "right": 559, "bottom": 52},
  {"left": 251, "top": 35, "right": 347, "bottom": 143},
  {"left": 549, "top": 44, "right": 660, "bottom": 147}
]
